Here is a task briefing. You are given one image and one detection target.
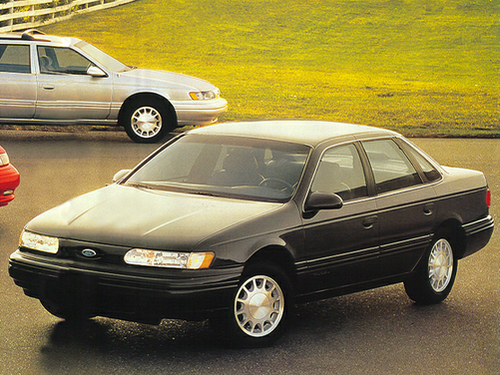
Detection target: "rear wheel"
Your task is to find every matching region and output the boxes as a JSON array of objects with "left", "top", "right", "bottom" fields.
[
  {"left": 404, "top": 232, "right": 457, "bottom": 304},
  {"left": 121, "top": 98, "right": 174, "bottom": 143}
]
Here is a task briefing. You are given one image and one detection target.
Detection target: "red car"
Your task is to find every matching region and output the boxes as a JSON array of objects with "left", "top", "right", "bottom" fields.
[{"left": 0, "top": 146, "right": 20, "bottom": 206}]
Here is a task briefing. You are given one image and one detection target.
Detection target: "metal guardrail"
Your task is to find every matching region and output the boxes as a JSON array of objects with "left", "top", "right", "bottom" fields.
[{"left": 0, "top": 0, "right": 136, "bottom": 33}]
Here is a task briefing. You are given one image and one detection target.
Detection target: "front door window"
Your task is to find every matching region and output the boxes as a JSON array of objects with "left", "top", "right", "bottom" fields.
[
  {"left": 312, "top": 144, "right": 368, "bottom": 201},
  {"left": 38, "top": 46, "right": 92, "bottom": 75}
]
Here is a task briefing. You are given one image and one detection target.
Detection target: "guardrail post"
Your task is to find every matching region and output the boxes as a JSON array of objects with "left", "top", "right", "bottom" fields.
[
  {"left": 30, "top": 4, "right": 35, "bottom": 25},
  {"left": 8, "top": 0, "right": 13, "bottom": 28}
]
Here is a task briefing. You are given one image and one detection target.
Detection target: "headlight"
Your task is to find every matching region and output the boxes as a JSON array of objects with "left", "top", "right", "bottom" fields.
[
  {"left": 20, "top": 230, "right": 59, "bottom": 254},
  {"left": 124, "top": 249, "right": 214, "bottom": 269},
  {"left": 0, "top": 152, "right": 9, "bottom": 166},
  {"left": 189, "top": 89, "right": 220, "bottom": 100}
]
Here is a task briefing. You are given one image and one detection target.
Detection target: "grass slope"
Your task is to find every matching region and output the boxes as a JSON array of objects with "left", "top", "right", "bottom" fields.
[{"left": 41, "top": 0, "right": 499, "bottom": 137}]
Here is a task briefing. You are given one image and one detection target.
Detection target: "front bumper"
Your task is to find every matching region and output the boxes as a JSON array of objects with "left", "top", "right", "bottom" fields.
[
  {"left": 174, "top": 97, "right": 228, "bottom": 126},
  {"left": 9, "top": 249, "right": 242, "bottom": 324}
]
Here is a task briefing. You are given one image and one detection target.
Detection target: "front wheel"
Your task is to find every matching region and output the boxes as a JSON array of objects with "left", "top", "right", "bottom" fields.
[
  {"left": 404, "top": 233, "right": 458, "bottom": 304},
  {"left": 213, "top": 263, "right": 292, "bottom": 347},
  {"left": 121, "top": 98, "right": 173, "bottom": 143}
]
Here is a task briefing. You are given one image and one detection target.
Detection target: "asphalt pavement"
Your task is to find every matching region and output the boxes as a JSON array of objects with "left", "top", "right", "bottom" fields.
[{"left": 0, "top": 129, "right": 498, "bottom": 375}]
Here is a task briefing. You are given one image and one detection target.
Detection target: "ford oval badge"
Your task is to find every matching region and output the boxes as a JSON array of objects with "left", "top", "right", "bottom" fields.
[{"left": 82, "top": 249, "right": 97, "bottom": 258}]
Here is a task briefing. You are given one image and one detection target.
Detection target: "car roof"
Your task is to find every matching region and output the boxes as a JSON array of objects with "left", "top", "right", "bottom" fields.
[
  {"left": 189, "top": 120, "right": 399, "bottom": 146},
  {"left": 0, "top": 30, "right": 78, "bottom": 46}
]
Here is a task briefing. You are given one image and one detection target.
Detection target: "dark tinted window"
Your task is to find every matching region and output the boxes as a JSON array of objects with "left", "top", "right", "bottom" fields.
[
  {"left": 362, "top": 139, "right": 422, "bottom": 194},
  {"left": 312, "top": 144, "right": 368, "bottom": 201},
  {"left": 0, "top": 44, "right": 30, "bottom": 73},
  {"left": 126, "top": 134, "right": 310, "bottom": 202},
  {"left": 402, "top": 143, "right": 442, "bottom": 182}
]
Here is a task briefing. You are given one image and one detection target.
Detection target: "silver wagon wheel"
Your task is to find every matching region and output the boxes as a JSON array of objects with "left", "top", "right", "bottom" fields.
[{"left": 131, "top": 105, "right": 163, "bottom": 140}]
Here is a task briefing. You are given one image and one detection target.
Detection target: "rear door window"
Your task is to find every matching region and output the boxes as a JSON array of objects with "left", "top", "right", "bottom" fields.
[
  {"left": 0, "top": 44, "right": 30, "bottom": 73},
  {"left": 400, "top": 143, "right": 442, "bottom": 182},
  {"left": 362, "top": 139, "right": 422, "bottom": 194}
]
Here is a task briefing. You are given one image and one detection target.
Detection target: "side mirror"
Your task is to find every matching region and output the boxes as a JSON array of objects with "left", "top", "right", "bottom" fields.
[
  {"left": 87, "top": 66, "right": 107, "bottom": 77},
  {"left": 113, "top": 169, "right": 131, "bottom": 183},
  {"left": 305, "top": 191, "right": 343, "bottom": 211}
]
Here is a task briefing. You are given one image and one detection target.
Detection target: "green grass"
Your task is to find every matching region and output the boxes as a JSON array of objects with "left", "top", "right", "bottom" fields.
[{"left": 41, "top": 0, "right": 499, "bottom": 137}]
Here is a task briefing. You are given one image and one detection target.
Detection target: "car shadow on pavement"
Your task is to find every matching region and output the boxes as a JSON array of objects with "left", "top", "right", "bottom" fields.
[
  {"left": 45, "top": 317, "right": 224, "bottom": 354},
  {"left": 42, "top": 283, "right": 478, "bottom": 355}
]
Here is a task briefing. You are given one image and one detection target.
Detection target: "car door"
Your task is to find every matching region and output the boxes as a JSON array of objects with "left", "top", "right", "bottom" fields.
[
  {"left": 35, "top": 45, "right": 112, "bottom": 120},
  {"left": 361, "top": 138, "right": 437, "bottom": 278},
  {"left": 0, "top": 43, "right": 36, "bottom": 119},
  {"left": 301, "top": 143, "right": 380, "bottom": 294}
]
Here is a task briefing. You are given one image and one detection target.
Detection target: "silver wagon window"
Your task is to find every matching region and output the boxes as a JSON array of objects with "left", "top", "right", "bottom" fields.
[
  {"left": 37, "top": 46, "right": 93, "bottom": 75},
  {"left": 0, "top": 44, "right": 30, "bottom": 73}
]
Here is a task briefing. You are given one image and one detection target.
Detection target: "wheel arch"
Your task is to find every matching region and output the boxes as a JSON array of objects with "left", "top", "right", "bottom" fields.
[
  {"left": 433, "top": 219, "right": 467, "bottom": 259},
  {"left": 118, "top": 92, "right": 177, "bottom": 126},
  {"left": 243, "top": 245, "right": 297, "bottom": 287}
]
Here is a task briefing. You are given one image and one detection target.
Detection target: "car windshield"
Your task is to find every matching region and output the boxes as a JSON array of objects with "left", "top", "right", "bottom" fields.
[
  {"left": 75, "top": 41, "right": 132, "bottom": 73},
  {"left": 125, "top": 134, "right": 311, "bottom": 202}
]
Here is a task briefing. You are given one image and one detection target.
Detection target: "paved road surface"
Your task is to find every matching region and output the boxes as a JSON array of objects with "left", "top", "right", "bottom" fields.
[{"left": 0, "top": 130, "right": 498, "bottom": 374}]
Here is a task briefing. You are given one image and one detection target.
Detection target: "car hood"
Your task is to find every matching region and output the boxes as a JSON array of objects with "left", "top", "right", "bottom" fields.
[
  {"left": 119, "top": 68, "right": 216, "bottom": 91},
  {"left": 25, "top": 184, "right": 280, "bottom": 250}
]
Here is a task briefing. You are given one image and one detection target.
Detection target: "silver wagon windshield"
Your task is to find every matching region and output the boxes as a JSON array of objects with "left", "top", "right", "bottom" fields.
[
  {"left": 75, "top": 41, "right": 132, "bottom": 72},
  {"left": 125, "top": 134, "right": 310, "bottom": 202}
]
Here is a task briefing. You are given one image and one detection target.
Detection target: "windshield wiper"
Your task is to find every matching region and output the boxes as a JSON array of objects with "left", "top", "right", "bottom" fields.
[
  {"left": 188, "top": 190, "right": 223, "bottom": 198},
  {"left": 126, "top": 182, "right": 155, "bottom": 190}
]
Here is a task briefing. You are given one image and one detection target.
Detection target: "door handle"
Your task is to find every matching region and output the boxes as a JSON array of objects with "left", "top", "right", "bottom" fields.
[
  {"left": 423, "top": 203, "right": 435, "bottom": 216},
  {"left": 362, "top": 215, "right": 378, "bottom": 229},
  {"left": 42, "top": 85, "right": 55, "bottom": 90}
]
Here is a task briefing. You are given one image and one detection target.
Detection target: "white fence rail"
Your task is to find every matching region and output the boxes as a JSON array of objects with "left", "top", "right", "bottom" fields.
[{"left": 0, "top": 0, "right": 136, "bottom": 33}]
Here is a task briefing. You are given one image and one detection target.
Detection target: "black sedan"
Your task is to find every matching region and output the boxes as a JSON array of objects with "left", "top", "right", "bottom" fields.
[{"left": 9, "top": 121, "right": 494, "bottom": 347}]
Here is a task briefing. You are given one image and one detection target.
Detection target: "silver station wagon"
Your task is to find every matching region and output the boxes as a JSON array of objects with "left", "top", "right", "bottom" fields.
[
  {"left": 9, "top": 121, "right": 494, "bottom": 347},
  {"left": 0, "top": 30, "right": 227, "bottom": 143}
]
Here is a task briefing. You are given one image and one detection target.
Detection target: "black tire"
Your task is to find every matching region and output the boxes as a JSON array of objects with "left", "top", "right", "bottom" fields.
[
  {"left": 120, "top": 97, "right": 173, "bottom": 143},
  {"left": 213, "top": 262, "right": 293, "bottom": 347},
  {"left": 404, "top": 231, "right": 458, "bottom": 304}
]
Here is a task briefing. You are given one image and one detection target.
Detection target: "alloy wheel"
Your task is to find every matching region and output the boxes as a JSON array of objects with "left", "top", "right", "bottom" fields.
[{"left": 234, "top": 275, "right": 285, "bottom": 338}]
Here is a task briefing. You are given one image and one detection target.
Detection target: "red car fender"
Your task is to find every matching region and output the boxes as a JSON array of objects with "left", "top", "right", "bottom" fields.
[{"left": 0, "top": 163, "right": 20, "bottom": 206}]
